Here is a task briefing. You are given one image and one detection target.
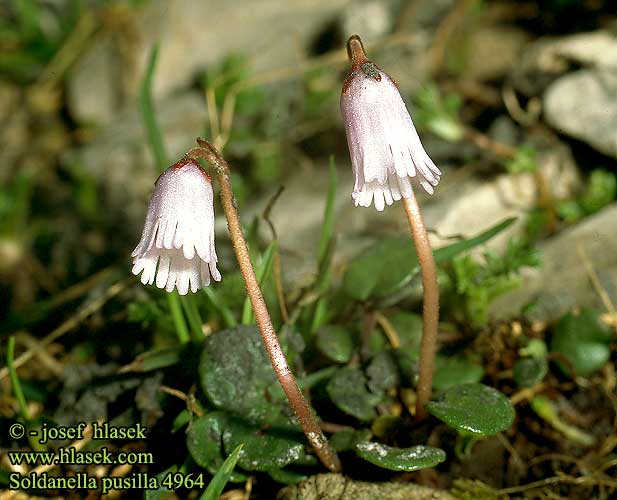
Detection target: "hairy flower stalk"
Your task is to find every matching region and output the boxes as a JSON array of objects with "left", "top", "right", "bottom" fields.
[
  {"left": 341, "top": 35, "right": 440, "bottom": 419},
  {"left": 131, "top": 159, "right": 221, "bottom": 295},
  {"left": 187, "top": 138, "right": 341, "bottom": 472}
]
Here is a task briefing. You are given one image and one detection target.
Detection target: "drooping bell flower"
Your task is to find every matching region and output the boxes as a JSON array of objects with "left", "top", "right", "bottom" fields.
[
  {"left": 340, "top": 35, "right": 441, "bottom": 211},
  {"left": 131, "top": 158, "right": 221, "bottom": 295}
]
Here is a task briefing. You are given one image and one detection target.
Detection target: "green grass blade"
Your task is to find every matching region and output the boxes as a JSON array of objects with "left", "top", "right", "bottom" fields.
[
  {"left": 167, "top": 292, "right": 190, "bottom": 344},
  {"left": 7, "top": 336, "right": 29, "bottom": 419},
  {"left": 180, "top": 295, "right": 204, "bottom": 342},
  {"left": 7, "top": 336, "right": 44, "bottom": 451},
  {"left": 318, "top": 157, "right": 337, "bottom": 267},
  {"left": 199, "top": 444, "right": 244, "bottom": 500},
  {"left": 241, "top": 241, "right": 277, "bottom": 324},
  {"left": 434, "top": 217, "right": 517, "bottom": 265},
  {"left": 139, "top": 43, "right": 168, "bottom": 171},
  {"left": 202, "top": 288, "right": 237, "bottom": 328}
]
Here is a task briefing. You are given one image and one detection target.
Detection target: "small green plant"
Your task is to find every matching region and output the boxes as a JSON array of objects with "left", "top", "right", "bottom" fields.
[
  {"left": 557, "top": 169, "right": 617, "bottom": 222},
  {"left": 413, "top": 83, "right": 464, "bottom": 143},
  {"left": 446, "top": 238, "right": 541, "bottom": 326}
]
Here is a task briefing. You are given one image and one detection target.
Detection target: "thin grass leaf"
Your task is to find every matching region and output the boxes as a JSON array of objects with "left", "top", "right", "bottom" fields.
[
  {"left": 167, "top": 292, "right": 190, "bottom": 344},
  {"left": 434, "top": 217, "right": 517, "bottom": 264},
  {"left": 202, "top": 288, "right": 237, "bottom": 328},
  {"left": 318, "top": 157, "right": 338, "bottom": 267},
  {"left": 139, "top": 43, "right": 168, "bottom": 171},
  {"left": 199, "top": 444, "right": 244, "bottom": 500},
  {"left": 7, "top": 337, "right": 29, "bottom": 419},
  {"left": 180, "top": 295, "right": 204, "bottom": 342},
  {"left": 308, "top": 158, "right": 338, "bottom": 333},
  {"left": 241, "top": 241, "right": 277, "bottom": 324},
  {"left": 7, "top": 336, "right": 43, "bottom": 451}
]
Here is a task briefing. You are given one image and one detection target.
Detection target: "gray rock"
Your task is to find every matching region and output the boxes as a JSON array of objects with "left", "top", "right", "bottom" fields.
[
  {"left": 490, "top": 203, "right": 617, "bottom": 322},
  {"left": 544, "top": 69, "right": 617, "bottom": 158},
  {"left": 464, "top": 26, "right": 529, "bottom": 82},
  {"left": 341, "top": 1, "right": 393, "bottom": 45},
  {"left": 277, "top": 473, "right": 456, "bottom": 500},
  {"left": 68, "top": 0, "right": 353, "bottom": 125},
  {"left": 512, "top": 30, "right": 617, "bottom": 97},
  {"left": 509, "top": 30, "right": 617, "bottom": 158}
]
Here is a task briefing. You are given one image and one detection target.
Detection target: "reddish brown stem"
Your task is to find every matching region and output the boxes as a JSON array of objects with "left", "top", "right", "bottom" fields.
[
  {"left": 188, "top": 139, "right": 341, "bottom": 472},
  {"left": 402, "top": 195, "right": 439, "bottom": 420}
]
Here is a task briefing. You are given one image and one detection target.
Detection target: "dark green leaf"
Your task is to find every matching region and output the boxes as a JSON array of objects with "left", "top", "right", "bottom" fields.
[
  {"left": 550, "top": 308, "right": 612, "bottom": 377},
  {"left": 432, "top": 355, "right": 484, "bottom": 391},
  {"left": 267, "top": 468, "right": 308, "bottom": 485},
  {"left": 366, "top": 351, "right": 400, "bottom": 394},
  {"left": 329, "top": 428, "right": 372, "bottom": 452},
  {"left": 222, "top": 418, "right": 305, "bottom": 471},
  {"left": 343, "top": 218, "right": 516, "bottom": 301},
  {"left": 426, "top": 383, "right": 515, "bottom": 436},
  {"left": 326, "top": 367, "right": 380, "bottom": 421},
  {"left": 316, "top": 325, "right": 354, "bottom": 363},
  {"left": 355, "top": 442, "right": 446, "bottom": 471},
  {"left": 342, "top": 238, "right": 413, "bottom": 301},
  {"left": 513, "top": 357, "right": 547, "bottom": 388},
  {"left": 199, "top": 325, "right": 293, "bottom": 426},
  {"left": 187, "top": 413, "right": 225, "bottom": 470},
  {"left": 144, "top": 465, "right": 177, "bottom": 500},
  {"left": 389, "top": 312, "right": 423, "bottom": 358}
]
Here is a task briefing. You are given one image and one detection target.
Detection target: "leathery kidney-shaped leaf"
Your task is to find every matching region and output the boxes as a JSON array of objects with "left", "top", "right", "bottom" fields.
[
  {"left": 343, "top": 238, "right": 415, "bottom": 301},
  {"left": 222, "top": 417, "right": 305, "bottom": 471},
  {"left": 186, "top": 412, "right": 246, "bottom": 482},
  {"left": 316, "top": 325, "right": 354, "bottom": 363},
  {"left": 355, "top": 442, "right": 446, "bottom": 471},
  {"left": 550, "top": 308, "right": 612, "bottom": 378},
  {"left": 342, "top": 218, "right": 516, "bottom": 301},
  {"left": 326, "top": 366, "right": 381, "bottom": 421},
  {"left": 199, "top": 325, "right": 293, "bottom": 426},
  {"left": 432, "top": 355, "right": 484, "bottom": 391},
  {"left": 426, "top": 383, "right": 515, "bottom": 436}
]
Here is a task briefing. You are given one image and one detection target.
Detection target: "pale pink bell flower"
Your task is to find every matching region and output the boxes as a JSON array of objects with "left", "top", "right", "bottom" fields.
[
  {"left": 131, "top": 158, "right": 221, "bottom": 295},
  {"left": 341, "top": 35, "right": 441, "bottom": 211}
]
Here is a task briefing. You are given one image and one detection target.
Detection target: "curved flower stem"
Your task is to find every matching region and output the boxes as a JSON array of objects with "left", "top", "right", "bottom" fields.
[
  {"left": 402, "top": 194, "right": 439, "bottom": 420},
  {"left": 188, "top": 139, "right": 342, "bottom": 473}
]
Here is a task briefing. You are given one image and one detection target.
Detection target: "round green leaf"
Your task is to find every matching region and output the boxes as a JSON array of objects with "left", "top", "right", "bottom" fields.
[
  {"left": 426, "top": 383, "right": 515, "bottom": 436},
  {"left": 355, "top": 442, "right": 446, "bottom": 471},
  {"left": 343, "top": 238, "right": 417, "bottom": 301},
  {"left": 222, "top": 417, "right": 305, "bottom": 472},
  {"left": 550, "top": 308, "right": 612, "bottom": 377},
  {"left": 513, "top": 357, "right": 547, "bottom": 388},
  {"left": 186, "top": 413, "right": 246, "bottom": 482},
  {"left": 199, "top": 325, "right": 291, "bottom": 426},
  {"left": 367, "top": 351, "right": 400, "bottom": 394},
  {"left": 316, "top": 325, "right": 354, "bottom": 363},
  {"left": 432, "top": 355, "right": 484, "bottom": 391},
  {"left": 389, "top": 312, "right": 423, "bottom": 357},
  {"left": 326, "top": 367, "right": 380, "bottom": 421},
  {"left": 342, "top": 218, "right": 516, "bottom": 302},
  {"left": 329, "top": 428, "right": 372, "bottom": 452}
]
